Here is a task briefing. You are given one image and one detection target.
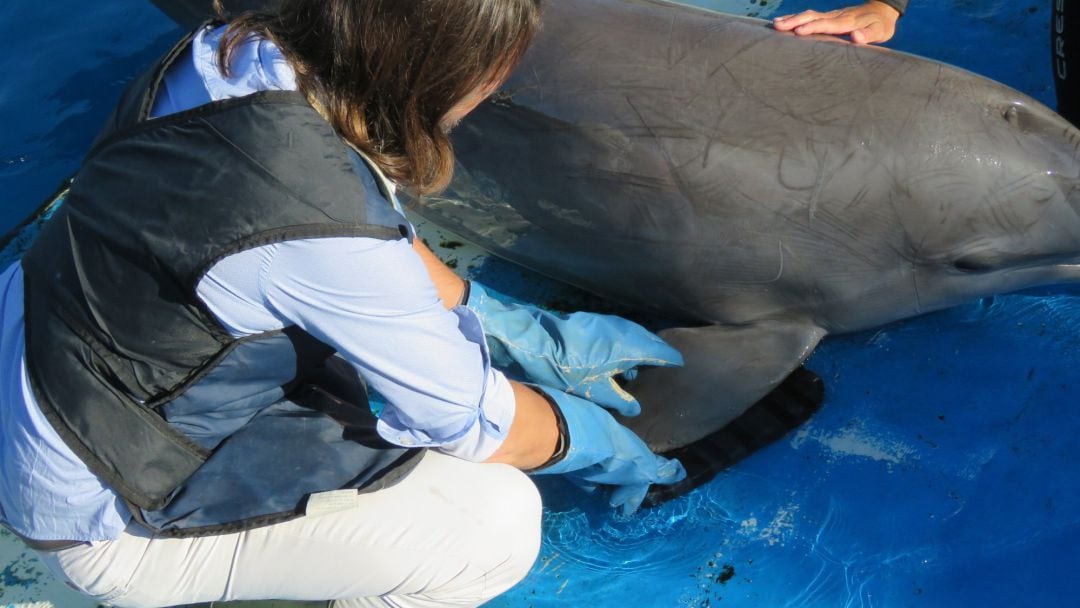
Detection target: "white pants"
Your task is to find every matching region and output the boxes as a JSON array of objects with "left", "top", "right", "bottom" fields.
[{"left": 38, "top": 451, "right": 542, "bottom": 608}]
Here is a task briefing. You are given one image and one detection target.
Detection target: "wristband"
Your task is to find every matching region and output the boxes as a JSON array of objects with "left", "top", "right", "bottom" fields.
[
  {"left": 522, "top": 387, "right": 570, "bottom": 473},
  {"left": 458, "top": 279, "right": 472, "bottom": 307}
]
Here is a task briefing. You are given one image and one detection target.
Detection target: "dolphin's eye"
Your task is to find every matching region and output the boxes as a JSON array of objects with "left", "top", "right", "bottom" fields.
[
  {"left": 953, "top": 254, "right": 999, "bottom": 273},
  {"left": 1004, "top": 105, "right": 1020, "bottom": 127}
]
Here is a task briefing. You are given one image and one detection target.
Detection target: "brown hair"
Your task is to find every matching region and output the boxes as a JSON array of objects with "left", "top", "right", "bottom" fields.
[{"left": 214, "top": 0, "right": 541, "bottom": 194}]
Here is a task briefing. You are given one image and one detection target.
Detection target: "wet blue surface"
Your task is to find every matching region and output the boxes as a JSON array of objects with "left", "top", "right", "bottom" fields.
[
  {"left": 0, "top": 0, "right": 180, "bottom": 231},
  {"left": 484, "top": 287, "right": 1080, "bottom": 606},
  {"left": 1, "top": 1, "right": 1077, "bottom": 607}
]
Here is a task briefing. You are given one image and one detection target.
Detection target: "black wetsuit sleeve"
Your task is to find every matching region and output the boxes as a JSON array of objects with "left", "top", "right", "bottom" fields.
[
  {"left": 875, "top": 0, "right": 908, "bottom": 16},
  {"left": 1054, "top": 0, "right": 1079, "bottom": 126}
]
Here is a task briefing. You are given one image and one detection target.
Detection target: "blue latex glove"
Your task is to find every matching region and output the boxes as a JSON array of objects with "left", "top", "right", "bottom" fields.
[
  {"left": 465, "top": 281, "right": 683, "bottom": 417},
  {"left": 530, "top": 385, "right": 686, "bottom": 515}
]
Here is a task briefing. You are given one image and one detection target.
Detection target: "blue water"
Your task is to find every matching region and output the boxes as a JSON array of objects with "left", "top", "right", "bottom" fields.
[
  {"left": 0, "top": 1, "right": 179, "bottom": 230},
  {"left": 1, "top": 1, "right": 1077, "bottom": 607}
]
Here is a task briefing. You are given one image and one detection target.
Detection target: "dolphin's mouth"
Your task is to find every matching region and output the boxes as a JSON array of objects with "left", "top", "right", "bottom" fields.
[
  {"left": 1011, "top": 261, "right": 1080, "bottom": 286},
  {"left": 950, "top": 251, "right": 1080, "bottom": 275}
]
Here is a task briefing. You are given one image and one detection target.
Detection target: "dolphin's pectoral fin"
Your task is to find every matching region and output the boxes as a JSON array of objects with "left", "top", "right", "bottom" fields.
[
  {"left": 620, "top": 320, "right": 827, "bottom": 453},
  {"left": 642, "top": 366, "right": 825, "bottom": 508},
  {"left": 618, "top": 320, "right": 827, "bottom": 505}
]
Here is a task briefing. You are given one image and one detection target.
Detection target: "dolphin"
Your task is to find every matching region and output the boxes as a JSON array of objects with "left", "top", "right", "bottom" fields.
[{"left": 150, "top": 0, "right": 1080, "bottom": 453}]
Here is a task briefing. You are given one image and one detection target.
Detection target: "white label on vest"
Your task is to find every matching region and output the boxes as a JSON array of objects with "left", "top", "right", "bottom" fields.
[{"left": 305, "top": 489, "right": 361, "bottom": 516}]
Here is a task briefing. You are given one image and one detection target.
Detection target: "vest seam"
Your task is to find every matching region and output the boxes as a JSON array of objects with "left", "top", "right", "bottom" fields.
[
  {"left": 141, "top": 327, "right": 288, "bottom": 410},
  {"left": 26, "top": 379, "right": 179, "bottom": 511},
  {"left": 130, "top": 447, "right": 424, "bottom": 538},
  {"left": 194, "top": 116, "right": 366, "bottom": 227},
  {"left": 22, "top": 271, "right": 210, "bottom": 510},
  {"left": 137, "top": 24, "right": 208, "bottom": 123},
  {"left": 84, "top": 90, "right": 310, "bottom": 162},
  {"left": 188, "top": 224, "right": 406, "bottom": 290},
  {"left": 48, "top": 301, "right": 223, "bottom": 412}
]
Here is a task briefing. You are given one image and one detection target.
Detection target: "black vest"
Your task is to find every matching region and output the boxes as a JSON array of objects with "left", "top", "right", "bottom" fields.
[{"left": 21, "top": 30, "right": 422, "bottom": 536}]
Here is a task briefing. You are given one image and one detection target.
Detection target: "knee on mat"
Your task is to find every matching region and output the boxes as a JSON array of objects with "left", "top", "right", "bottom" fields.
[{"left": 475, "top": 465, "right": 544, "bottom": 586}]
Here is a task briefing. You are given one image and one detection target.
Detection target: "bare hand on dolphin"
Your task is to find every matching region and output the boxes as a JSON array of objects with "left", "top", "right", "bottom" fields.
[{"left": 774, "top": 0, "right": 903, "bottom": 45}]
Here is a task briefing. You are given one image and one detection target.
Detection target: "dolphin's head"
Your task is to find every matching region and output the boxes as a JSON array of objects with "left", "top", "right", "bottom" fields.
[
  {"left": 709, "top": 41, "right": 1080, "bottom": 332},
  {"left": 881, "top": 78, "right": 1080, "bottom": 311}
]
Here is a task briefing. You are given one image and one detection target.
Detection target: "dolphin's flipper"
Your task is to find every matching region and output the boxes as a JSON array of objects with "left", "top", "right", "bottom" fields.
[
  {"left": 643, "top": 366, "right": 825, "bottom": 507},
  {"left": 620, "top": 320, "right": 827, "bottom": 453}
]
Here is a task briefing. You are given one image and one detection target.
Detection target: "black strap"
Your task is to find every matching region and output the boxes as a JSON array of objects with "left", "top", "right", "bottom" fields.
[
  {"left": 459, "top": 279, "right": 473, "bottom": 307},
  {"left": 522, "top": 386, "right": 570, "bottom": 474},
  {"left": 1053, "top": 0, "right": 1080, "bottom": 126}
]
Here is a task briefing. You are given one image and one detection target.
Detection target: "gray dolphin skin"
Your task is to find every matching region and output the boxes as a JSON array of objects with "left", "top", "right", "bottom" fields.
[{"left": 150, "top": 0, "right": 1080, "bottom": 452}]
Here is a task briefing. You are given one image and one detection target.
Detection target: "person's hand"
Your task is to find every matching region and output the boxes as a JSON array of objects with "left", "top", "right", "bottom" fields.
[
  {"left": 465, "top": 281, "right": 683, "bottom": 417},
  {"left": 529, "top": 384, "right": 686, "bottom": 515},
  {"left": 773, "top": 1, "right": 901, "bottom": 45}
]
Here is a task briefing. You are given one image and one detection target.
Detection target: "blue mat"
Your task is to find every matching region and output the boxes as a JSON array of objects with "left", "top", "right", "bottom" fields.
[{"left": 0, "top": 1, "right": 1075, "bottom": 606}]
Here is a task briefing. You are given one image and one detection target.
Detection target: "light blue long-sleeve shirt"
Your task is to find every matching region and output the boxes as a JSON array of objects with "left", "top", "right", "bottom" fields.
[{"left": 0, "top": 26, "right": 515, "bottom": 541}]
